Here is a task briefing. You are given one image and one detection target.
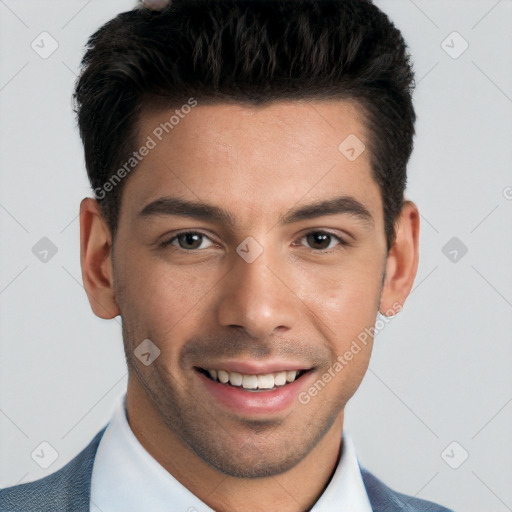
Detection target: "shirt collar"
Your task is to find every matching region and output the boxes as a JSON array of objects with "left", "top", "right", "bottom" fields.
[{"left": 90, "top": 392, "right": 372, "bottom": 512}]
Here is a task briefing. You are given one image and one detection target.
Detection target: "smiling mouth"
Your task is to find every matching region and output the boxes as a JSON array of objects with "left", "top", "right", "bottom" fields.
[{"left": 196, "top": 367, "right": 310, "bottom": 392}]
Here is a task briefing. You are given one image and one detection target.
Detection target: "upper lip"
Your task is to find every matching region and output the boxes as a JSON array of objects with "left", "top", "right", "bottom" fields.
[{"left": 197, "top": 360, "right": 311, "bottom": 375}]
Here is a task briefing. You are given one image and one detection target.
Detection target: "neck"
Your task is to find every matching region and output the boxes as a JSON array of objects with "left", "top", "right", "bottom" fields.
[{"left": 126, "top": 380, "right": 344, "bottom": 512}]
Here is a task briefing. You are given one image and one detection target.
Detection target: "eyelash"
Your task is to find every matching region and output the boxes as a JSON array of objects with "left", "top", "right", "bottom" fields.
[{"left": 159, "top": 230, "right": 350, "bottom": 253}]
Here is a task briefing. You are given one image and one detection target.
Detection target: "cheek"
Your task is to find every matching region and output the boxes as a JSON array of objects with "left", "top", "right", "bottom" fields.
[
  {"left": 299, "top": 261, "right": 382, "bottom": 346},
  {"left": 116, "top": 256, "right": 219, "bottom": 341},
  {"left": 302, "top": 268, "right": 378, "bottom": 401}
]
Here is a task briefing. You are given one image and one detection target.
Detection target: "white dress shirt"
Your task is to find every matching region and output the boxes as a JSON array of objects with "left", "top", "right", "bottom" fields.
[{"left": 90, "top": 392, "right": 372, "bottom": 512}]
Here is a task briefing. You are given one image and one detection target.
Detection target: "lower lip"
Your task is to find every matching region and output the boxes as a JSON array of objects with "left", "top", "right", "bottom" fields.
[{"left": 197, "top": 370, "right": 312, "bottom": 416}]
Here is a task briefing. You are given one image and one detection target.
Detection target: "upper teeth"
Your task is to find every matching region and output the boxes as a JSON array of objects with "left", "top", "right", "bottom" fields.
[{"left": 207, "top": 369, "right": 299, "bottom": 390}]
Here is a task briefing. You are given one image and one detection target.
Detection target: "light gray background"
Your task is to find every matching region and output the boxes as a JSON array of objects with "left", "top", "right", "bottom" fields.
[{"left": 1, "top": 1, "right": 511, "bottom": 511}]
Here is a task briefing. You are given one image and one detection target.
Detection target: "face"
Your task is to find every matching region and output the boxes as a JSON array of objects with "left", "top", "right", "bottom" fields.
[{"left": 110, "top": 100, "right": 388, "bottom": 478}]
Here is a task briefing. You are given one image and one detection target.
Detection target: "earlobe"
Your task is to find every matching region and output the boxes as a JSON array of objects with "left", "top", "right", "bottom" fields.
[
  {"left": 379, "top": 201, "right": 420, "bottom": 316},
  {"left": 79, "top": 198, "right": 120, "bottom": 319}
]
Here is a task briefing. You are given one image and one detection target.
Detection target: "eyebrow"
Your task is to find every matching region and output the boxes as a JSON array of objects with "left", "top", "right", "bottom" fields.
[
  {"left": 279, "top": 196, "right": 374, "bottom": 228},
  {"left": 138, "top": 195, "right": 374, "bottom": 229}
]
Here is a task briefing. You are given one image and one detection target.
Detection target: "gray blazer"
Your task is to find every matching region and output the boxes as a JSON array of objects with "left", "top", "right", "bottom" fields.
[{"left": 0, "top": 427, "right": 454, "bottom": 511}]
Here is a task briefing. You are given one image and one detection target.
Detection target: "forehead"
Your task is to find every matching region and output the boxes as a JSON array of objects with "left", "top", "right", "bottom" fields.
[{"left": 121, "top": 100, "right": 382, "bottom": 228}]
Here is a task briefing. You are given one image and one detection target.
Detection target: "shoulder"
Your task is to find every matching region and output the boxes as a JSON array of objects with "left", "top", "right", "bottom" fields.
[
  {"left": 360, "top": 466, "right": 455, "bottom": 512},
  {"left": 0, "top": 426, "right": 107, "bottom": 512}
]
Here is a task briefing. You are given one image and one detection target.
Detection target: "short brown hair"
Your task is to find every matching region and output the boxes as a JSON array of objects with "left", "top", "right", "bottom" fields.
[{"left": 74, "top": 0, "right": 416, "bottom": 250}]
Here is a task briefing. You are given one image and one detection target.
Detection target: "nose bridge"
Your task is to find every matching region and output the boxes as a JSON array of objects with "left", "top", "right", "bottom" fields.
[{"left": 216, "top": 242, "right": 296, "bottom": 338}]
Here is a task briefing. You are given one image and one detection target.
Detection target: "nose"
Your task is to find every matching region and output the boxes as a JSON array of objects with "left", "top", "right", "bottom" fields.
[{"left": 216, "top": 244, "right": 297, "bottom": 339}]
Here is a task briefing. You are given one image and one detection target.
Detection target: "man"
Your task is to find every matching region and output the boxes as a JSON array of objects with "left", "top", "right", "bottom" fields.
[{"left": 0, "top": 0, "right": 454, "bottom": 510}]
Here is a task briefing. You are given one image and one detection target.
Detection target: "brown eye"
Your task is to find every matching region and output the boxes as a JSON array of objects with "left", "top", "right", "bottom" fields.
[
  {"left": 300, "top": 231, "right": 346, "bottom": 251},
  {"left": 306, "top": 232, "right": 331, "bottom": 250},
  {"left": 161, "top": 231, "right": 213, "bottom": 250},
  {"left": 177, "top": 233, "right": 203, "bottom": 249}
]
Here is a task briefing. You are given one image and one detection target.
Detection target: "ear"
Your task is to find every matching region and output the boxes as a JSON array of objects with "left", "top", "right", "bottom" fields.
[
  {"left": 379, "top": 200, "right": 420, "bottom": 316},
  {"left": 79, "top": 198, "right": 120, "bottom": 319}
]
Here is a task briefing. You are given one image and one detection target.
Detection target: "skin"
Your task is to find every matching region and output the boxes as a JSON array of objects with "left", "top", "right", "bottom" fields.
[{"left": 80, "top": 100, "right": 420, "bottom": 512}]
